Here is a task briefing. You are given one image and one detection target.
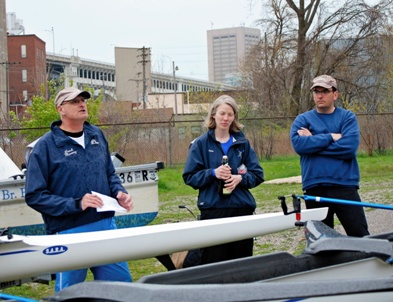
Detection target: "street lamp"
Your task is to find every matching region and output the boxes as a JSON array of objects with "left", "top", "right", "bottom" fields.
[
  {"left": 172, "top": 61, "right": 179, "bottom": 115},
  {"left": 45, "top": 27, "right": 55, "bottom": 53}
]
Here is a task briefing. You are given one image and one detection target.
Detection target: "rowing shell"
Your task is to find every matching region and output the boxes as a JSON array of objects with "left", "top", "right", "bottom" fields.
[{"left": 0, "top": 207, "right": 327, "bottom": 283}]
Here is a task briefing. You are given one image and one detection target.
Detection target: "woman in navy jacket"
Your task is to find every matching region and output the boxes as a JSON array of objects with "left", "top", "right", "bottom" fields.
[{"left": 183, "top": 95, "right": 264, "bottom": 264}]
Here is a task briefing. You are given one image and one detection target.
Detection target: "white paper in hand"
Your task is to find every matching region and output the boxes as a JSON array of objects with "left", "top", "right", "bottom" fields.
[{"left": 92, "top": 191, "right": 127, "bottom": 213}]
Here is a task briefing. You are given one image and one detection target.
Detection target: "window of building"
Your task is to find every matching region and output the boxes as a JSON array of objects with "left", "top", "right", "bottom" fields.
[
  {"left": 23, "top": 90, "right": 28, "bottom": 101},
  {"left": 21, "top": 45, "right": 26, "bottom": 58},
  {"left": 22, "top": 69, "right": 27, "bottom": 82}
]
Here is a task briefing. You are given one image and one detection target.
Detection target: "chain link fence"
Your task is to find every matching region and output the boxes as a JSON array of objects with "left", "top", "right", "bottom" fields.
[{"left": 1, "top": 113, "right": 393, "bottom": 169}]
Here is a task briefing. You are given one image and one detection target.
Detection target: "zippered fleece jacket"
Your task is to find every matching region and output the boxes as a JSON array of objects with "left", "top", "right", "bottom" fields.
[
  {"left": 290, "top": 107, "right": 360, "bottom": 190},
  {"left": 25, "top": 120, "right": 127, "bottom": 234},
  {"left": 182, "top": 129, "right": 264, "bottom": 210}
]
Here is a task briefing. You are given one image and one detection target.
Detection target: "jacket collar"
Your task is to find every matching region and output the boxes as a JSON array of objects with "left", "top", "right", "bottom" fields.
[
  {"left": 51, "top": 120, "right": 95, "bottom": 147},
  {"left": 208, "top": 128, "right": 245, "bottom": 144}
]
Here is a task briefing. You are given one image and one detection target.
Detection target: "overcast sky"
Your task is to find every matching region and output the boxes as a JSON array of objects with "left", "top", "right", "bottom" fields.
[{"left": 6, "top": 0, "right": 263, "bottom": 81}]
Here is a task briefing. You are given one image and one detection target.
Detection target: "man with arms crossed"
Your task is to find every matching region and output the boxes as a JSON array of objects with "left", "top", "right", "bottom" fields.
[{"left": 290, "top": 75, "right": 369, "bottom": 237}]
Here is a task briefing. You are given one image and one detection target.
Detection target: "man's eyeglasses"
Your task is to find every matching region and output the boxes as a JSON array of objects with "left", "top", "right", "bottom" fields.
[
  {"left": 312, "top": 89, "right": 333, "bottom": 96},
  {"left": 61, "top": 98, "right": 88, "bottom": 105}
]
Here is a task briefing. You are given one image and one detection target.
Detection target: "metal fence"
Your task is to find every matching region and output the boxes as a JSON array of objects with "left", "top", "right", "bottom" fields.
[{"left": 1, "top": 113, "right": 393, "bottom": 169}]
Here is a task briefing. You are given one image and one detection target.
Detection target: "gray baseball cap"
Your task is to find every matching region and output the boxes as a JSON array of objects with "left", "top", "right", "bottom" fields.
[
  {"left": 54, "top": 87, "right": 91, "bottom": 107},
  {"left": 310, "top": 75, "right": 337, "bottom": 90}
]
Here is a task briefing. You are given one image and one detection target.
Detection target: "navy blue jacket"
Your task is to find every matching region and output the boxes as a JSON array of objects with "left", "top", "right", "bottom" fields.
[
  {"left": 290, "top": 107, "right": 360, "bottom": 190},
  {"left": 25, "top": 120, "right": 127, "bottom": 234},
  {"left": 182, "top": 129, "right": 264, "bottom": 210}
]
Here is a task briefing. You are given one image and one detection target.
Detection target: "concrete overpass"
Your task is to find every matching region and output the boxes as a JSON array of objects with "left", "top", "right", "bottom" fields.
[{"left": 46, "top": 53, "right": 234, "bottom": 103}]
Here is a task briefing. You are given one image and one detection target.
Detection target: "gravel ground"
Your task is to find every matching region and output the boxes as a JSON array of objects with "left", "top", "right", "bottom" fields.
[
  {"left": 264, "top": 175, "right": 393, "bottom": 235},
  {"left": 255, "top": 176, "right": 393, "bottom": 255},
  {"left": 346, "top": 208, "right": 393, "bottom": 235}
]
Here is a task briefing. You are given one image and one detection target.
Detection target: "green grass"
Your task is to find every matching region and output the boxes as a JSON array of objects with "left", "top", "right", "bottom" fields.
[
  {"left": 260, "top": 155, "right": 302, "bottom": 180},
  {"left": 3, "top": 152, "right": 393, "bottom": 300}
]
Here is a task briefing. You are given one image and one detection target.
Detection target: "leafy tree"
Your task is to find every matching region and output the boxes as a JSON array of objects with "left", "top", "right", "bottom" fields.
[{"left": 20, "top": 81, "right": 102, "bottom": 142}]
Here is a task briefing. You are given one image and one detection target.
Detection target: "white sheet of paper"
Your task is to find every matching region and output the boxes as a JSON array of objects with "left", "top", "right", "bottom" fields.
[{"left": 92, "top": 191, "right": 127, "bottom": 213}]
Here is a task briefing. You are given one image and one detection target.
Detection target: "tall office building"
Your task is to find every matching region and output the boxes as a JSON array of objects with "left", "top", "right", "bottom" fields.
[{"left": 207, "top": 26, "right": 261, "bottom": 85}]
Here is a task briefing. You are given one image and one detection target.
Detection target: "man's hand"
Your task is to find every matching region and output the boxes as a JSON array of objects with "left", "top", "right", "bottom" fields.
[
  {"left": 116, "top": 191, "right": 134, "bottom": 212},
  {"left": 331, "top": 133, "right": 342, "bottom": 141},
  {"left": 297, "top": 127, "right": 312, "bottom": 136},
  {"left": 80, "top": 193, "right": 104, "bottom": 211}
]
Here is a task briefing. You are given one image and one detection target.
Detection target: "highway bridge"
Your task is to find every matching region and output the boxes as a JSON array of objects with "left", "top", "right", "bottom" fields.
[{"left": 46, "top": 53, "right": 234, "bottom": 102}]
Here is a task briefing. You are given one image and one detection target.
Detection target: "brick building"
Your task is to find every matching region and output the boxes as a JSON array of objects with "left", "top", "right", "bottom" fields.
[{"left": 7, "top": 34, "right": 47, "bottom": 116}]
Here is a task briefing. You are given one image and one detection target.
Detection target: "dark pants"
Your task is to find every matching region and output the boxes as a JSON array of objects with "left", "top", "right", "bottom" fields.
[
  {"left": 199, "top": 208, "right": 254, "bottom": 265},
  {"left": 304, "top": 186, "right": 369, "bottom": 237}
]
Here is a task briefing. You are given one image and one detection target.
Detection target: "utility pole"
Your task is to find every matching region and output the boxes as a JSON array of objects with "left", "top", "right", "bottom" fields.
[
  {"left": 128, "top": 73, "right": 142, "bottom": 108},
  {"left": 0, "top": 61, "right": 21, "bottom": 116},
  {"left": 138, "top": 46, "right": 150, "bottom": 109}
]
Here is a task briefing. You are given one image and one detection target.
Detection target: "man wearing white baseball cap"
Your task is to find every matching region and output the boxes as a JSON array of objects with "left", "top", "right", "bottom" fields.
[
  {"left": 26, "top": 87, "right": 134, "bottom": 291},
  {"left": 53, "top": 87, "right": 91, "bottom": 107},
  {"left": 290, "top": 75, "right": 369, "bottom": 237}
]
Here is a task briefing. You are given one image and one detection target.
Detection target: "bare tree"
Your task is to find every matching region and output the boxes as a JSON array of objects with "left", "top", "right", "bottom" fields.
[
  {"left": 244, "top": 0, "right": 393, "bottom": 115},
  {"left": 241, "top": 0, "right": 295, "bottom": 116}
]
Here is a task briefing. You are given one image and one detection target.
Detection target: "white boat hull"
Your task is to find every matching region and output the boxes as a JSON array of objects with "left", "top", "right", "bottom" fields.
[
  {"left": 0, "top": 148, "right": 22, "bottom": 180},
  {"left": 0, "top": 162, "right": 162, "bottom": 234},
  {"left": 0, "top": 208, "right": 328, "bottom": 282}
]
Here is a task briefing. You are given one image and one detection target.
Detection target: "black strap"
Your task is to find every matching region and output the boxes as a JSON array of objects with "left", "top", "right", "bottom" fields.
[{"left": 156, "top": 254, "right": 177, "bottom": 271}]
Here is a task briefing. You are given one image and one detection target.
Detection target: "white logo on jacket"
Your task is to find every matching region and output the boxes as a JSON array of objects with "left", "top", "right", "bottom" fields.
[{"left": 64, "top": 148, "right": 77, "bottom": 156}]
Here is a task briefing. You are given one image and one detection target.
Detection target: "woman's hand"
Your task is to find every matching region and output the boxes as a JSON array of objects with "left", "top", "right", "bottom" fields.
[
  {"left": 223, "top": 174, "right": 242, "bottom": 192},
  {"left": 215, "top": 164, "right": 232, "bottom": 180}
]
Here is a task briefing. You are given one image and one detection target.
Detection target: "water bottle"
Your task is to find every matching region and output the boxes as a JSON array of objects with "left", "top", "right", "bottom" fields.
[{"left": 220, "top": 155, "right": 231, "bottom": 195}]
